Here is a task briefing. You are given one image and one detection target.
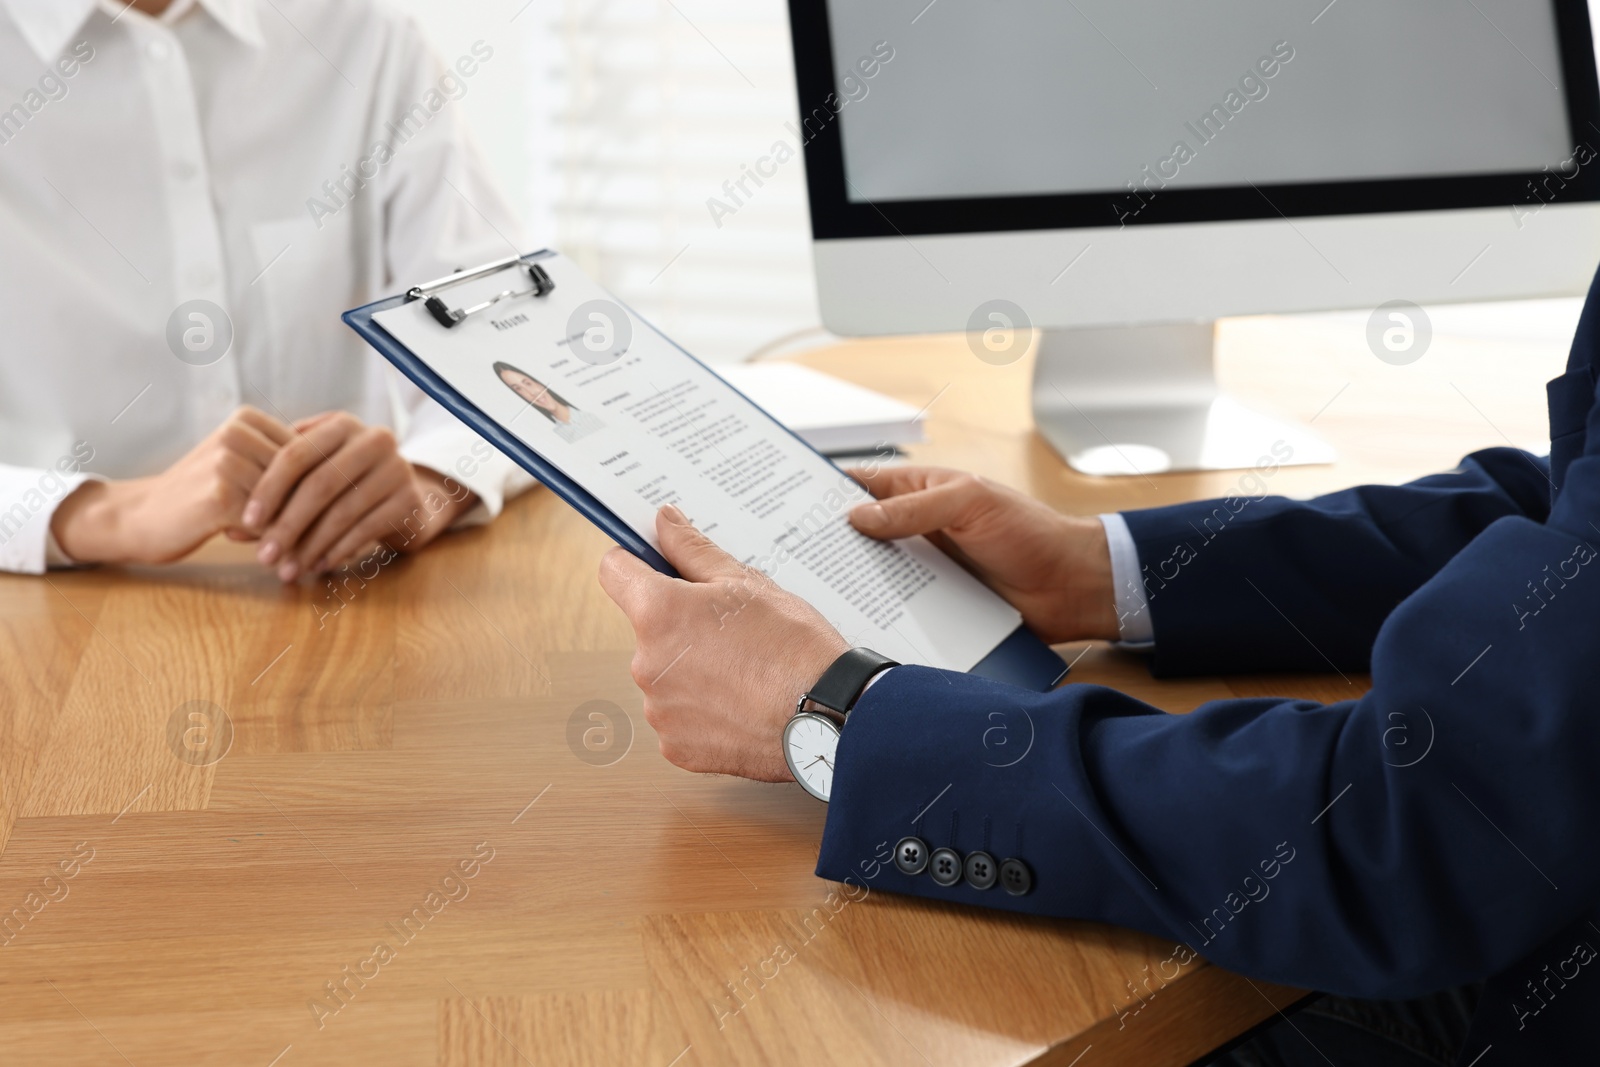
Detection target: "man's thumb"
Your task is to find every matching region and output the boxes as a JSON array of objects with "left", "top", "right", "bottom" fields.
[{"left": 657, "top": 505, "right": 744, "bottom": 583}]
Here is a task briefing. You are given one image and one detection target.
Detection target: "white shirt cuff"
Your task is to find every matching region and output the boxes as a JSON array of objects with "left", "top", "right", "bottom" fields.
[
  {"left": 400, "top": 427, "right": 537, "bottom": 529},
  {"left": 1099, "top": 513, "right": 1154, "bottom": 648},
  {"left": 861, "top": 666, "right": 894, "bottom": 693},
  {"left": 46, "top": 528, "right": 78, "bottom": 568},
  {"left": 0, "top": 471, "right": 94, "bottom": 575}
]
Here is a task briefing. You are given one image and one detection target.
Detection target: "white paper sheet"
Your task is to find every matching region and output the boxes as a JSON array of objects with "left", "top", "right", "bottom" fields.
[{"left": 372, "top": 254, "right": 1021, "bottom": 670}]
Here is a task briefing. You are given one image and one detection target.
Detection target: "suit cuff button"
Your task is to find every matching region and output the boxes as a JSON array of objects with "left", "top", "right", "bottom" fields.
[
  {"left": 963, "top": 850, "right": 997, "bottom": 890},
  {"left": 998, "top": 858, "right": 1034, "bottom": 896},
  {"left": 929, "top": 847, "right": 963, "bottom": 886},
  {"left": 894, "top": 836, "right": 929, "bottom": 876}
]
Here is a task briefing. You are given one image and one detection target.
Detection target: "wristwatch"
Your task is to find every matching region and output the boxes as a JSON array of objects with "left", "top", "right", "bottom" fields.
[{"left": 783, "top": 647, "right": 898, "bottom": 802}]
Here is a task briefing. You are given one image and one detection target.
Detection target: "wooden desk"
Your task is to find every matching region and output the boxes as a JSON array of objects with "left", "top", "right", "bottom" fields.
[{"left": 0, "top": 317, "right": 1565, "bottom": 1066}]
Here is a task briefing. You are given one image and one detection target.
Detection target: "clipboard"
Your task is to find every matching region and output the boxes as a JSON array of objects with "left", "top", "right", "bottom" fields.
[{"left": 343, "top": 250, "right": 1068, "bottom": 691}]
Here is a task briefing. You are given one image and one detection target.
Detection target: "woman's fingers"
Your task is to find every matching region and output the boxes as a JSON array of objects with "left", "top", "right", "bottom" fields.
[
  {"left": 244, "top": 417, "right": 353, "bottom": 532},
  {"left": 254, "top": 422, "right": 390, "bottom": 572},
  {"left": 316, "top": 488, "right": 422, "bottom": 574},
  {"left": 232, "top": 405, "right": 295, "bottom": 448},
  {"left": 290, "top": 455, "right": 412, "bottom": 574},
  {"left": 219, "top": 417, "right": 285, "bottom": 469}
]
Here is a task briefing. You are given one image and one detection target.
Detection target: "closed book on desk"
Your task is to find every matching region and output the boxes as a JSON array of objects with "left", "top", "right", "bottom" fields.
[{"left": 712, "top": 362, "right": 925, "bottom": 456}]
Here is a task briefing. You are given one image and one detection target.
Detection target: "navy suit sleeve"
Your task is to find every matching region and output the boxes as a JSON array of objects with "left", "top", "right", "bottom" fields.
[
  {"left": 819, "top": 454, "right": 1600, "bottom": 999},
  {"left": 1121, "top": 447, "right": 1551, "bottom": 677}
]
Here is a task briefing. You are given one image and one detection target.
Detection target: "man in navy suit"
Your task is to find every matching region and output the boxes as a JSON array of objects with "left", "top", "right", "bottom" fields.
[{"left": 599, "top": 266, "right": 1600, "bottom": 1064}]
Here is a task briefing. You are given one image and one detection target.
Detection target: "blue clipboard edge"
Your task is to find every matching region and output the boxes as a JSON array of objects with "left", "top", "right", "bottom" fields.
[
  {"left": 342, "top": 250, "right": 1068, "bottom": 692},
  {"left": 342, "top": 252, "right": 672, "bottom": 575}
]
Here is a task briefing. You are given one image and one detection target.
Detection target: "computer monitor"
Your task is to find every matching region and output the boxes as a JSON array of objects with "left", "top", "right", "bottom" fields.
[{"left": 785, "top": 0, "right": 1600, "bottom": 473}]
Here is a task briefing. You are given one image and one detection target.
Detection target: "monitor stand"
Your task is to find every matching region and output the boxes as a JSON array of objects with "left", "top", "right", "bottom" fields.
[{"left": 1029, "top": 323, "right": 1336, "bottom": 476}]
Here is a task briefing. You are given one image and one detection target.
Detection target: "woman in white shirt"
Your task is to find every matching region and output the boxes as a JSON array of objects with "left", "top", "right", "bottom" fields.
[{"left": 0, "top": 0, "right": 533, "bottom": 578}]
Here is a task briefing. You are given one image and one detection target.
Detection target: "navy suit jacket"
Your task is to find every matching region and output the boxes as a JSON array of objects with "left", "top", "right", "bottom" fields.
[{"left": 819, "top": 268, "right": 1600, "bottom": 1063}]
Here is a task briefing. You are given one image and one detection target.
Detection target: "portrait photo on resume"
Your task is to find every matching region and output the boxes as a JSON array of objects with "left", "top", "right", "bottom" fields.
[{"left": 493, "top": 360, "right": 605, "bottom": 445}]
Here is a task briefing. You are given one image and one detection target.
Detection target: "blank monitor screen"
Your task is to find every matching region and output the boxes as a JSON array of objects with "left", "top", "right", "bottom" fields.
[{"left": 825, "top": 0, "right": 1574, "bottom": 204}]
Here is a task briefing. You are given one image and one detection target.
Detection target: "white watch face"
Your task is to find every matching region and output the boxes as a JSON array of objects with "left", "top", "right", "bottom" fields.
[{"left": 784, "top": 712, "right": 841, "bottom": 802}]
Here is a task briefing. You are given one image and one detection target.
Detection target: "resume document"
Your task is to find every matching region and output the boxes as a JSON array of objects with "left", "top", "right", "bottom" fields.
[{"left": 370, "top": 254, "right": 1022, "bottom": 670}]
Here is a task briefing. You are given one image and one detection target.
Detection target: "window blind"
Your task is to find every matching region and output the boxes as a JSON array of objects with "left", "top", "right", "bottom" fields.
[{"left": 520, "top": 0, "right": 826, "bottom": 364}]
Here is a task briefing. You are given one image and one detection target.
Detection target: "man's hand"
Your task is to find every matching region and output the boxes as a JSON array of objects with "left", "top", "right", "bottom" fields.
[
  {"left": 598, "top": 505, "right": 849, "bottom": 781},
  {"left": 241, "top": 411, "right": 477, "bottom": 581},
  {"left": 848, "top": 465, "right": 1119, "bottom": 643},
  {"left": 51, "top": 407, "right": 293, "bottom": 565}
]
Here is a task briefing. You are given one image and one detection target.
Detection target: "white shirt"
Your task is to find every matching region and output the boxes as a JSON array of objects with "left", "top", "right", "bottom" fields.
[
  {"left": 550, "top": 407, "right": 606, "bottom": 446},
  {"left": 0, "top": 0, "right": 535, "bottom": 573},
  {"left": 1100, "top": 512, "right": 1155, "bottom": 646}
]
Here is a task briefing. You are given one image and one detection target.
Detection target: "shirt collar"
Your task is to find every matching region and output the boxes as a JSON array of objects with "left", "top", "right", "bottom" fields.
[
  {"left": 1, "top": 0, "right": 98, "bottom": 63},
  {"left": 1, "top": 0, "right": 262, "bottom": 64},
  {"left": 185, "top": 0, "right": 265, "bottom": 50}
]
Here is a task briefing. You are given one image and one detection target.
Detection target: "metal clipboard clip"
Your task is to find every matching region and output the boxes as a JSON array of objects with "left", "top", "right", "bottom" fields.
[{"left": 406, "top": 254, "right": 556, "bottom": 329}]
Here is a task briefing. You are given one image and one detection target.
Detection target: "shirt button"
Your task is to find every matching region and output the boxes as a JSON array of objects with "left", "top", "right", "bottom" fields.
[
  {"left": 171, "top": 160, "right": 199, "bottom": 182},
  {"left": 963, "top": 850, "right": 998, "bottom": 890},
  {"left": 998, "top": 858, "right": 1034, "bottom": 897},
  {"left": 929, "top": 847, "right": 963, "bottom": 887},
  {"left": 145, "top": 39, "right": 172, "bottom": 63},
  {"left": 188, "top": 265, "right": 218, "bottom": 287},
  {"left": 893, "top": 836, "right": 928, "bottom": 876}
]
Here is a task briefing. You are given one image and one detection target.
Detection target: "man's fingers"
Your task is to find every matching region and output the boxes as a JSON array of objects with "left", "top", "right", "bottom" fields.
[
  {"left": 598, "top": 545, "right": 670, "bottom": 618},
  {"left": 848, "top": 472, "right": 988, "bottom": 540},
  {"left": 656, "top": 505, "right": 746, "bottom": 583},
  {"left": 845, "top": 464, "right": 960, "bottom": 500}
]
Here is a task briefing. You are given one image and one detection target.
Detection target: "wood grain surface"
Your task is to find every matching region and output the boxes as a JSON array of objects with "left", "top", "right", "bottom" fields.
[{"left": 0, "top": 313, "right": 1565, "bottom": 1066}]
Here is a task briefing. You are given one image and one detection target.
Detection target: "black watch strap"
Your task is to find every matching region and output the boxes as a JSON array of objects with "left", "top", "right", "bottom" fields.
[{"left": 802, "top": 647, "right": 899, "bottom": 716}]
